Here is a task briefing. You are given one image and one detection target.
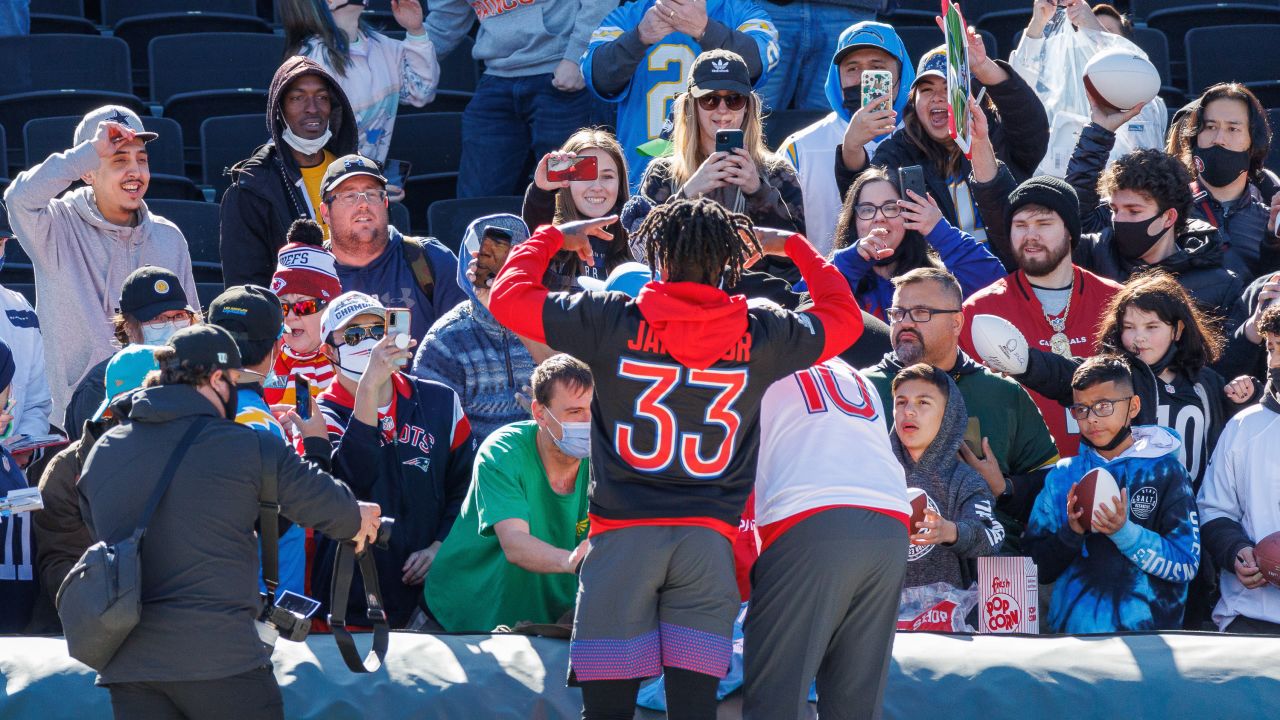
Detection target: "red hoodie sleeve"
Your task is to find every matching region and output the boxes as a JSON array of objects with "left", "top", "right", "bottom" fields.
[
  {"left": 488, "top": 224, "right": 563, "bottom": 344},
  {"left": 786, "top": 233, "right": 863, "bottom": 362}
]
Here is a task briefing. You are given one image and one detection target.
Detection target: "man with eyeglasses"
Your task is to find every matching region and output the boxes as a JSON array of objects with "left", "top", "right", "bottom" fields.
[
  {"left": 64, "top": 266, "right": 199, "bottom": 443},
  {"left": 861, "top": 267, "right": 1059, "bottom": 547},
  {"left": 1025, "top": 354, "right": 1199, "bottom": 633},
  {"left": 312, "top": 291, "right": 477, "bottom": 629},
  {"left": 319, "top": 155, "right": 467, "bottom": 342}
]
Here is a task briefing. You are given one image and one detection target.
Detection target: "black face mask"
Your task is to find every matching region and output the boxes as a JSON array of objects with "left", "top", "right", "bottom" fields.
[
  {"left": 1263, "top": 367, "right": 1280, "bottom": 414},
  {"left": 331, "top": 0, "right": 366, "bottom": 10},
  {"left": 215, "top": 374, "right": 239, "bottom": 420},
  {"left": 1148, "top": 341, "right": 1178, "bottom": 374},
  {"left": 1192, "top": 145, "right": 1251, "bottom": 188},
  {"left": 1080, "top": 422, "right": 1132, "bottom": 453},
  {"left": 1111, "top": 214, "right": 1167, "bottom": 261}
]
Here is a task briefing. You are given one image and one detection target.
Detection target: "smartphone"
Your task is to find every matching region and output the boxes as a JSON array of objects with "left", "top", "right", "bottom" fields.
[
  {"left": 715, "top": 129, "right": 744, "bottom": 154},
  {"left": 382, "top": 159, "right": 412, "bottom": 189},
  {"left": 963, "top": 418, "right": 985, "bottom": 460},
  {"left": 386, "top": 308, "right": 411, "bottom": 367},
  {"left": 898, "top": 165, "right": 927, "bottom": 202},
  {"left": 547, "top": 155, "right": 598, "bottom": 183},
  {"left": 293, "top": 375, "right": 311, "bottom": 421},
  {"left": 860, "top": 69, "right": 894, "bottom": 108}
]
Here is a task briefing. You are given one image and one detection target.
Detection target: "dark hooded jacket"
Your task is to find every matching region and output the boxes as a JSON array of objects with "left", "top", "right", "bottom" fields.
[
  {"left": 219, "top": 57, "right": 358, "bottom": 288},
  {"left": 892, "top": 372, "right": 1003, "bottom": 590},
  {"left": 33, "top": 418, "right": 107, "bottom": 609}
]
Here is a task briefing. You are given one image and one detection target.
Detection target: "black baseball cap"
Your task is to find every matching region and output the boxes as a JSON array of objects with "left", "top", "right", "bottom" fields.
[
  {"left": 321, "top": 154, "right": 388, "bottom": 195},
  {"left": 208, "top": 285, "right": 284, "bottom": 345},
  {"left": 688, "top": 49, "right": 752, "bottom": 98},
  {"left": 163, "top": 325, "right": 242, "bottom": 371},
  {"left": 118, "top": 266, "right": 191, "bottom": 322}
]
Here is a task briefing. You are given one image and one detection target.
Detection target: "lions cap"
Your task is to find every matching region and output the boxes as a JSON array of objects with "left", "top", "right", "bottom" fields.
[
  {"left": 74, "top": 105, "right": 158, "bottom": 146},
  {"left": 688, "top": 49, "right": 752, "bottom": 98},
  {"left": 321, "top": 154, "right": 388, "bottom": 195},
  {"left": 118, "top": 266, "right": 191, "bottom": 322}
]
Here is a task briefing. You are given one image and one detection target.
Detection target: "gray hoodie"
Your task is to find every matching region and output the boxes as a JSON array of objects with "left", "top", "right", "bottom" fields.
[
  {"left": 893, "top": 373, "right": 1003, "bottom": 591},
  {"left": 427, "top": 0, "right": 615, "bottom": 78},
  {"left": 2, "top": 141, "right": 198, "bottom": 421}
]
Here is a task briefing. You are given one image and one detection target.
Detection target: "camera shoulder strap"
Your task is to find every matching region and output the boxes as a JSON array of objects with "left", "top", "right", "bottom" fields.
[
  {"left": 257, "top": 431, "right": 280, "bottom": 601},
  {"left": 328, "top": 541, "right": 390, "bottom": 673},
  {"left": 137, "top": 416, "right": 212, "bottom": 537},
  {"left": 400, "top": 235, "right": 436, "bottom": 301}
]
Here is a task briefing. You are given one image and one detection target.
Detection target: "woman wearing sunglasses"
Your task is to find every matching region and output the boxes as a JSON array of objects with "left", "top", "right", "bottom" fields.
[
  {"left": 636, "top": 49, "right": 804, "bottom": 279},
  {"left": 264, "top": 220, "right": 344, "bottom": 407},
  {"left": 829, "top": 167, "right": 1003, "bottom": 321}
]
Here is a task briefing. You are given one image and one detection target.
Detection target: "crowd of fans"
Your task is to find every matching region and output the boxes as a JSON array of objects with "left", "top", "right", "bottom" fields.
[{"left": 1, "top": 0, "right": 1280, "bottom": 718}]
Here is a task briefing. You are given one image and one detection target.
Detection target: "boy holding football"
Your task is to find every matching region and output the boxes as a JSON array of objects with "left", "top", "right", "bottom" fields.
[
  {"left": 1198, "top": 305, "right": 1280, "bottom": 633},
  {"left": 1024, "top": 355, "right": 1200, "bottom": 633}
]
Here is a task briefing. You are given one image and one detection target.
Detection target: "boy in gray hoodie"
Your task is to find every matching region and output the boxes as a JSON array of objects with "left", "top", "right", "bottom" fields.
[
  {"left": 2, "top": 105, "right": 197, "bottom": 422},
  {"left": 892, "top": 363, "right": 1003, "bottom": 590}
]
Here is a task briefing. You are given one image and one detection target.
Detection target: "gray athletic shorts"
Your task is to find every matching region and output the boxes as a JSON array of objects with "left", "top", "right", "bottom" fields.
[{"left": 569, "top": 525, "right": 738, "bottom": 682}]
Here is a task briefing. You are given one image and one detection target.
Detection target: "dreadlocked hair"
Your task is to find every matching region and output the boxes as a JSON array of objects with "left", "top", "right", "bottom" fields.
[{"left": 637, "top": 198, "right": 760, "bottom": 287}]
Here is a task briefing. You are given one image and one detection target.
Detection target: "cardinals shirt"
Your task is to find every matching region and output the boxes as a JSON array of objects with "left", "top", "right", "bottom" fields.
[
  {"left": 489, "top": 226, "right": 862, "bottom": 540},
  {"left": 1024, "top": 426, "right": 1200, "bottom": 633}
]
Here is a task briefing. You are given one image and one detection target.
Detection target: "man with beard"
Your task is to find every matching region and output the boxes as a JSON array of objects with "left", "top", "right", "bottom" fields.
[
  {"left": 320, "top": 155, "right": 467, "bottom": 340},
  {"left": 863, "top": 268, "right": 1059, "bottom": 537},
  {"left": 960, "top": 174, "right": 1122, "bottom": 457}
]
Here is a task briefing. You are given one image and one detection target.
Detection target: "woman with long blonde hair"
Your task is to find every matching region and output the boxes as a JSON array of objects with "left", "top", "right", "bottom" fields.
[{"left": 637, "top": 49, "right": 805, "bottom": 264}]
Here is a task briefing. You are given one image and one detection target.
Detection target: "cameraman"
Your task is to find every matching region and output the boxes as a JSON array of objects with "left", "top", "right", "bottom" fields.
[{"left": 78, "top": 325, "right": 381, "bottom": 720}]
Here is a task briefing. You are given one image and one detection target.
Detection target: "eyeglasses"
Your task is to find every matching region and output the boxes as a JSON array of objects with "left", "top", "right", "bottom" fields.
[
  {"left": 695, "top": 93, "right": 748, "bottom": 112},
  {"left": 1068, "top": 396, "right": 1134, "bottom": 421},
  {"left": 281, "top": 298, "right": 329, "bottom": 317},
  {"left": 339, "top": 323, "right": 385, "bottom": 347},
  {"left": 141, "top": 313, "right": 192, "bottom": 330},
  {"left": 885, "top": 307, "right": 961, "bottom": 323},
  {"left": 854, "top": 201, "right": 903, "bottom": 220},
  {"left": 325, "top": 190, "right": 388, "bottom": 206}
]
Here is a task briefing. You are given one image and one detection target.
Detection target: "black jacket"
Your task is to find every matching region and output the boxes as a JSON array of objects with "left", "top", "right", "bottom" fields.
[
  {"left": 835, "top": 59, "right": 1049, "bottom": 230},
  {"left": 219, "top": 56, "right": 358, "bottom": 288},
  {"left": 78, "top": 384, "right": 361, "bottom": 684}
]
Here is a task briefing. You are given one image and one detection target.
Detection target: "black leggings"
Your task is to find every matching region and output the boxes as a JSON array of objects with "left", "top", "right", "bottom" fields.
[{"left": 580, "top": 667, "right": 720, "bottom": 720}]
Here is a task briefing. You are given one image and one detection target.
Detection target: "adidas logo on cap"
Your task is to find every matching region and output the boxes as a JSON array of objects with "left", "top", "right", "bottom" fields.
[{"left": 711, "top": 59, "right": 729, "bottom": 73}]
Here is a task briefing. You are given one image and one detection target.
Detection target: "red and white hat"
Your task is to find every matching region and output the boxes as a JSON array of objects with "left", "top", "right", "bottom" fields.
[{"left": 270, "top": 243, "right": 342, "bottom": 300}]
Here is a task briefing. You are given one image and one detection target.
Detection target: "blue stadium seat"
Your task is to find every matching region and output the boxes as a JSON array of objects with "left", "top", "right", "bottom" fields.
[
  {"left": 438, "top": 36, "right": 479, "bottom": 94},
  {"left": 1267, "top": 109, "right": 1280, "bottom": 174},
  {"left": 1131, "top": 0, "right": 1280, "bottom": 20},
  {"left": 146, "top": 199, "right": 222, "bottom": 279},
  {"left": 200, "top": 114, "right": 269, "bottom": 200},
  {"left": 100, "top": 0, "right": 257, "bottom": 26},
  {"left": 762, "top": 109, "right": 827, "bottom": 152},
  {"left": 388, "top": 202, "right": 412, "bottom": 234},
  {"left": 388, "top": 113, "right": 463, "bottom": 177},
  {"left": 898, "top": 26, "right": 996, "bottom": 67},
  {"left": 0, "top": 124, "right": 8, "bottom": 182},
  {"left": 166, "top": 90, "right": 269, "bottom": 170},
  {"left": 1186, "top": 25, "right": 1280, "bottom": 105},
  {"left": 398, "top": 91, "right": 475, "bottom": 115},
  {"left": 23, "top": 115, "right": 184, "bottom": 176},
  {"left": 974, "top": 9, "right": 1029, "bottom": 57},
  {"left": 0, "top": 90, "right": 148, "bottom": 173},
  {"left": 148, "top": 33, "right": 284, "bottom": 104},
  {"left": 427, "top": 196, "right": 525, "bottom": 255},
  {"left": 1144, "top": 5, "right": 1280, "bottom": 74},
  {"left": 30, "top": 0, "right": 85, "bottom": 17},
  {"left": 29, "top": 14, "right": 97, "bottom": 34},
  {"left": 116, "top": 13, "right": 273, "bottom": 95},
  {"left": 403, "top": 174, "right": 459, "bottom": 237},
  {"left": 0, "top": 35, "right": 131, "bottom": 96}
]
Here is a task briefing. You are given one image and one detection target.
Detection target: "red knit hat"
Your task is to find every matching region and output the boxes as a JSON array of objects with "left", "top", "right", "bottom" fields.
[{"left": 270, "top": 242, "right": 342, "bottom": 300}]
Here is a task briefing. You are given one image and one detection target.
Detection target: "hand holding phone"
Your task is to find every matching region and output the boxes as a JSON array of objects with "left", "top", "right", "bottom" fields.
[
  {"left": 386, "top": 308, "right": 412, "bottom": 368},
  {"left": 860, "top": 70, "right": 894, "bottom": 109},
  {"left": 547, "top": 155, "right": 599, "bottom": 183},
  {"left": 293, "top": 375, "right": 311, "bottom": 421},
  {"left": 715, "top": 129, "right": 744, "bottom": 154},
  {"left": 897, "top": 165, "right": 927, "bottom": 202}
]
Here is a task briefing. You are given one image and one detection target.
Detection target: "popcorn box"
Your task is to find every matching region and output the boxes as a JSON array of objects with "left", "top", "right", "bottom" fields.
[{"left": 978, "top": 556, "right": 1038, "bottom": 634}]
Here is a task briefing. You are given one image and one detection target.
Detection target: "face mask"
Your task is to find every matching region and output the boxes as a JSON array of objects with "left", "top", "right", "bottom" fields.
[
  {"left": 330, "top": 0, "right": 365, "bottom": 11},
  {"left": 1080, "top": 421, "right": 1132, "bottom": 453},
  {"left": 281, "top": 125, "right": 333, "bottom": 156},
  {"left": 1192, "top": 145, "right": 1250, "bottom": 188},
  {"left": 140, "top": 318, "right": 192, "bottom": 345},
  {"left": 1111, "top": 214, "right": 1167, "bottom": 261},
  {"left": 214, "top": 374, "right": 239, "bottom": 420},
  {"left": 1263, "top": 367, "right": 1280, "bottom": 414},
  {"left": 543, "top": 408, "right": 591, "bottom": 459},
  {"left": 335, "top": 337, "right": 377, "bottom": 381},
  {"left": 1148, "top": 341, "right": 1178, "bottom": 374}
]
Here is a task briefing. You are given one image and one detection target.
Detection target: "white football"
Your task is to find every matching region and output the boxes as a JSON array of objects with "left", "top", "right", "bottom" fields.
[
  {"left": 1074, "top": 467, "right": 1123, "bottom": 533},
  {"left": 970, "top": 314, "right": 1028, "bottom": 375},
  {"left": 1083, "top": 49, "right": 1160, "bottom": 112}
]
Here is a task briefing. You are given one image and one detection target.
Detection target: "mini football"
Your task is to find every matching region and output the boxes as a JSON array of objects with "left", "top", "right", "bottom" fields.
[
  {"left": 971, "top": 314, "right": 1028, "bottom": 375},
  {"left": 1083, "top": 49, "right": 1160, "bottom": 112},
  {"left": 1253, "top": 531, "right": 1280, "bottom": 587},
  {"left": 1074, "top": 467, "right": 1122, "bottom": 533},
  {"left": 907, "top": 487, "right": 929, "bottom": 532}
]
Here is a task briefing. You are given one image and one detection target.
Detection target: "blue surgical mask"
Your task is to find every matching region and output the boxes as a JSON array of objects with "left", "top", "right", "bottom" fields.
[
  {"left": 544, "top": 408, "right": 590, "bottom": 459},
  {"left": 140, "top": 317, "right": 192, "bottom": 345}
]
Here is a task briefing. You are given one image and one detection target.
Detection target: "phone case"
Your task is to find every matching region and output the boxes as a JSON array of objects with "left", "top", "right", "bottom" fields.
[
  {"left": 860, "top": 70, "right": 894, "bottom": 108},
  {"left": 715, "top": 130, "right": 744, "bottom": 153},
  {"left": 547, "top": 155, "right": 598, "bottom": 183}
]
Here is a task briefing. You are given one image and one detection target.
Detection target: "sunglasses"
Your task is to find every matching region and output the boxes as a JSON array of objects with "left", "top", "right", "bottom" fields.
[
  {"left": 696, "top": 93, "right": 748, "bottom": 111},
  {"left": 339, "top": 323, "right": 385, "bottom": 347},
  {"left": 281, "top": 298, "right": 329, "bottom": 317}
]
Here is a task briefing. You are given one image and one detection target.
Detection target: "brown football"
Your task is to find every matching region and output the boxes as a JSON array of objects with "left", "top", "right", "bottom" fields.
[
  {"left": 1074, "top": 467, "right": 1121, "bottom": 533},
  {"left": 1253, "top": 532, "right": 1280, "bottom": 588}
]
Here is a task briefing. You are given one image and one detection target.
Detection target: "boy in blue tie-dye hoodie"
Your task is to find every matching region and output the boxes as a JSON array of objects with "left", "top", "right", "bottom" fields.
[{"left": 1025, "top": 355, "right": 1200, "bottom": 633}]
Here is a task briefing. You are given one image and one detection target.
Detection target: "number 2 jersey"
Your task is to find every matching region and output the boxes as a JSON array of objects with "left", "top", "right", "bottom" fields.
[{"left": 489, "top": 227, "right": 861, "bottom": 539}]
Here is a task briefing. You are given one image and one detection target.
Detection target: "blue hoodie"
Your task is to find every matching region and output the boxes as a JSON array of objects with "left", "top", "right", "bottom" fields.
[{"left": 411, "top": 214, "right": 538, "bottom": 441}]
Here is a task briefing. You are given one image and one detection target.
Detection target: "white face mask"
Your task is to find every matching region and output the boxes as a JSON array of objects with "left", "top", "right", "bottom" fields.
[
  {"left": 335, "top": 337, "right": 377, "bottom": 381},
  {"left": 140, "top": 318, "right": 192, "bottom": 345},
  {"left": 282, "top": 125, "right": 333, "bottom": 156}
]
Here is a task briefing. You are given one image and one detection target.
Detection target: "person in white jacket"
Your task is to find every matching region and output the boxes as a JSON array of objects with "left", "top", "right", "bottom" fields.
[
  {"left": 282, "top": 0, "right": 440, "bottom": 165},
  {"left": 1198, "top": 305, "right": 1280, "bottom": 634},
  {"left": 1009, "top": 0, "right": 1167, "bottom": 178},
  {"left": 0, "top": 105, "right": 197, "bottom": 424},
  {"left": 0, "top": 244, "right": 51, "bottom": 446}
]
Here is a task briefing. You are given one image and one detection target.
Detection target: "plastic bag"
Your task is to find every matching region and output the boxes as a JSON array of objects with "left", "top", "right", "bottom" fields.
[{"left": 896, "top": 582, "right": 978, "bottom": 633}]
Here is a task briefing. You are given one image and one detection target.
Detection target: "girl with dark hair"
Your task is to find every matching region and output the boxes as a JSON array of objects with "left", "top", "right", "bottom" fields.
[
  {"left": 829, "top": 168, "right": 1003, "bottom": 321},
  {"left": 281, "top": 0, "right": 439, "bottom": 164}
]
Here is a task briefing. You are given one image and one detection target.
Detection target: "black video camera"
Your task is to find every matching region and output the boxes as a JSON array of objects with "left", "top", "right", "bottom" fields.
[
  {"left": 259, "top": 589, "right": 322, "bottom": 643},
  {"left": 372, "top": 516, "right": 394, "bottom": 551}
]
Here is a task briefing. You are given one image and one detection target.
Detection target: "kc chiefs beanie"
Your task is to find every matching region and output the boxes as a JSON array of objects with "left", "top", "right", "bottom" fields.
[
  {"left": 270, "top": 220, "right": 342, "bottom": 301},
  {"left": 1006, "top": 175, "right": 1082, "bottom": 247}
]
